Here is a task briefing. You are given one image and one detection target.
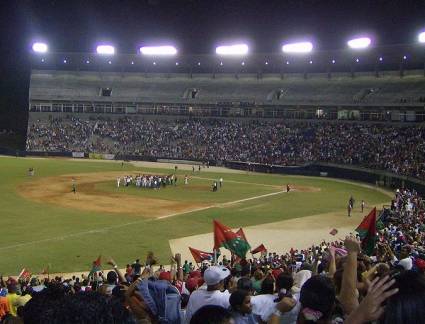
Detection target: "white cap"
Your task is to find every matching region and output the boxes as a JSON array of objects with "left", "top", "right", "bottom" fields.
[
  {"left": 398, "top": 258, "right": 413, "bottom": 270},
  {"left": 203, "top": 266, "right": 230, "bottom": 285}
]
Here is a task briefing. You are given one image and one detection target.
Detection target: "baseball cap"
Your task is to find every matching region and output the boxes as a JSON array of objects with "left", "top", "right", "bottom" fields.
[
  {"left": 188, "top": 270, "right": 202, "bottom": 278},
  {"left": 203, "top": 266, "right": 230, "bottom": 286},
  {"left": 415, "top": 258, "right": 425, "bottom": 271},
  {"left": 186, "top": 277, "right": 201, "bottom": 292},
  {"left": 159, "top": 271, "right": 172, "bottom": 282}
]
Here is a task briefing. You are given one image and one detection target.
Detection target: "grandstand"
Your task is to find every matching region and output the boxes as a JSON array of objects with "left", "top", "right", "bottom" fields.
[{"left": 28, "top": 69, "right": 425, "bottom": 122}]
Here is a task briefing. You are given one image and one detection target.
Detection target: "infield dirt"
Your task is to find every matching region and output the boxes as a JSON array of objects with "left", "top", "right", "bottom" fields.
[{"left": 17, "top": 172, "right": 207, "bottom": 217}]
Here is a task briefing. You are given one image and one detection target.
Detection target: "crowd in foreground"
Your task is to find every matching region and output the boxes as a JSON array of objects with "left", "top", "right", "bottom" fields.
[
  {"left": 1, "top": 188, "right": 425, "bottom": 324},
  {"left": 26, "top": 117, "right": 425, "bottom": 180}
]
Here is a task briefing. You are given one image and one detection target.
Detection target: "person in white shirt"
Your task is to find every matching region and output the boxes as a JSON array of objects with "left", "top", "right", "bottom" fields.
[
  {"left": 185, "top": 265, "right": 231, "bottom": 323},
  {"left": 251, "top": 276, "right": 276, "bottom": 322}
]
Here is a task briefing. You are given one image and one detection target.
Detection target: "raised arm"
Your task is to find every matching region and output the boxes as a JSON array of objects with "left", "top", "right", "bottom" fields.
[
  {"left": 107, "top": 258, "right": 126, "bottom": 283},
  {"left": 339, "top": 236, "right": 361, "bottom": 315}
]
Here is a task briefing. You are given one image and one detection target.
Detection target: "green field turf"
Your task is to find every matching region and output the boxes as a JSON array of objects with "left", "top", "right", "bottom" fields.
[{"left": 0, "top": 156, "right": 391, "bottom": 274}]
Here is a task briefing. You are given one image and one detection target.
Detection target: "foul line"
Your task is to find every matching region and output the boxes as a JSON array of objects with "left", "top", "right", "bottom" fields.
[
  {"left": 191, "top": 176, "right": 283, "bottom": 188},
  {"left": 0, "top": 189, "right": 286, "bottom": 251}
]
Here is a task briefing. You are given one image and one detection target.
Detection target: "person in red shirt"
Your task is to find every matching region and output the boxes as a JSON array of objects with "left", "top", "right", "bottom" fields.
[{"left": 0, "top": 294, "right": 10, "bottom": 320}]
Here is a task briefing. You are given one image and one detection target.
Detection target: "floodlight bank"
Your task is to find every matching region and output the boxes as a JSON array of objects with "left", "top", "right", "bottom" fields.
[
  {"left": 140, "top": 46, "right": 177, "bottom": 55},
  {"left": 96, "top": 45, "right": 115, "bottom": 55},
  {"left": 347, "top": 37, "right": 371, "bottom": 49},
  {"left": 282, "top": 42, "right": 313, "bottom": 54},
  {"left": 32, "top": 42, "right": 48, "bottom": 53},
  {"left": 216, "top": 44, "right": 249, "bottom": 56}
]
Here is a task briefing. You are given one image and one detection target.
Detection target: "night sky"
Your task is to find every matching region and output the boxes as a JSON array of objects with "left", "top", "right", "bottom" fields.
[{"left": 0, "top": 0, "right": 424, "bottom": 130}]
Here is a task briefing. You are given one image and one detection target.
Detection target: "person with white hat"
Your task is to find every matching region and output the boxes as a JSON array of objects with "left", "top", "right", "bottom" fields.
[{"left": 185, "top": 266, "right": 231, "bottom": 323}]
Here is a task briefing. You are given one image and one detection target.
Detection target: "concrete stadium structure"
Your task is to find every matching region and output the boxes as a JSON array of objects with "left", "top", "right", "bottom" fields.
[{"left": 29, "top": 69, "right": 425, "bottom": 121}]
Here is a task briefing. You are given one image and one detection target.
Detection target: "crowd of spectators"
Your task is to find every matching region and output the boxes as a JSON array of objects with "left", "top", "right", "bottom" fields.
[
  {"left": 26, "top": 117, "right": 425, "bottom": 180},
  {"left": 1, "top": 188, "right": 425, "bottom": 323}
]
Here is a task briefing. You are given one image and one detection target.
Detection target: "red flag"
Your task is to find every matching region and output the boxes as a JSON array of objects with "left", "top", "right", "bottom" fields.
[
  {"left": 355, "top": 207, "right": 377, "bottom": 255},
  {"left": 251, "top": 244, "right": 267, "bottom": 254},
  {"left": 236, "top": 228, "right": 248, "bottom": 242},
  {"left": 89, "top": 255, "right": 102, "bottom": 277},
  {"left": 329, "top": 228, "right": 338, "bottom": 236},
  {"left": 189, "top": 247, "right": 214, "bottom": 263},
  {"left": 213, "top": 220, "right": 251, "bottom": 258},
  {"left": 214, "top": 220, "right": 237, "bottom": 250},
  {"left": 18, "top": 268, "right": 31, "bottom": 280}
]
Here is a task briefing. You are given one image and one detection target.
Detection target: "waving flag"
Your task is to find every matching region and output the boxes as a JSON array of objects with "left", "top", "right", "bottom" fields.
[
  {"left": 213, "top": 220, "right": 250, "bottom": 258},
  {"left": 251, "top": 244, "right": 267, "bottom": 254},
  {"left": 189, "top": 247, "right": 214, "bottom": 263},
  {"left": 88, "top": 255, "right": 102, "bottom": 278},
  {"left": 355, "top": 207, "right": 377, "bottom": 255},
  {"left": 18, "top": 268, "right": 32, "bottom": 280}
]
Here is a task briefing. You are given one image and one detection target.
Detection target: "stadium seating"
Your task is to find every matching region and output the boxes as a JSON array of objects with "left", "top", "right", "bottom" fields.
[
  {"left": 26, "top": 117, "right": 425, "bottom": 180},
  {"left": 30, "top": 70, "right": 425, "bottom": 105}
]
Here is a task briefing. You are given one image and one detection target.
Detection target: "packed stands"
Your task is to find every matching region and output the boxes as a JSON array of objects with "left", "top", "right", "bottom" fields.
[{"left": 26, "top": 117, "right": 425, "bottom": 180}]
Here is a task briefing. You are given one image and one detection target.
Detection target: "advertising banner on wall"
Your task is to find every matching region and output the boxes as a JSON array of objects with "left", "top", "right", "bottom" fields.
[
  {"left": 103, "top": 154, "right": 115, "bottom": 160},
  {"left": 72, "top": 152, "right": 85, "bottom": 158},
  {"left": 88, "top": 153, "right": 103, "bottom": 159}
]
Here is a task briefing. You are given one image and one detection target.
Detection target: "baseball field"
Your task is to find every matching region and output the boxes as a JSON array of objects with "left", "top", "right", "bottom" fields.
[{"left": 0, "top": 156, "right": 391, "bottom": 275}]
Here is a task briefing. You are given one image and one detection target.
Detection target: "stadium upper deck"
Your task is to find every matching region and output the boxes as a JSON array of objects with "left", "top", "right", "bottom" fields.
[{"left": 29, "top": 44, "right": 425, "bottom": 121}]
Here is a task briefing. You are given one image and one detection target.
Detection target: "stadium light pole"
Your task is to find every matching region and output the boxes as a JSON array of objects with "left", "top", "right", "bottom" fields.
[{"left": 347, "top": 37, "right": 371, "bottom": 78}]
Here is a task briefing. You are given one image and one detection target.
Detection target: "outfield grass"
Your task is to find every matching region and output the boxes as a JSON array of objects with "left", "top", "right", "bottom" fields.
[{"left": 0, "top": 157, "right": 390, "bottom": 274}]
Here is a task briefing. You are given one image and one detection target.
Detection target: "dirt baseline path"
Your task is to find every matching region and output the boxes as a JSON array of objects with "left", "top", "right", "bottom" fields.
[
  {"left": 169, "top": 207, "right": 381, "bottom": 263},
  {"left": 17, "top": 172, "right": 207, "bottom": 217}
]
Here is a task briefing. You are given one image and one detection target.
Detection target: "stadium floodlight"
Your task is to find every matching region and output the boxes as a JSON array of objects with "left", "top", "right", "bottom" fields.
[
  {"left": 96, "top": 45, "right": 115, "bottom": 55},
  {"left": 32, "top": 42, "right": 48, "bottom": 53},
  {"left": 347, "top": 37, "right": 371, "bottom": 49},
  {"left": 139, "top": 46, "right": 177, "bottom": 56},
  {"left": 418, "top": 32, "right": 425, "bottom": 43},
  {"left": 282, "top": 42, "right": 313, "bottom": 54},
  {"left": 216, "top": 44, "right": 249, "bottom": 56}
]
